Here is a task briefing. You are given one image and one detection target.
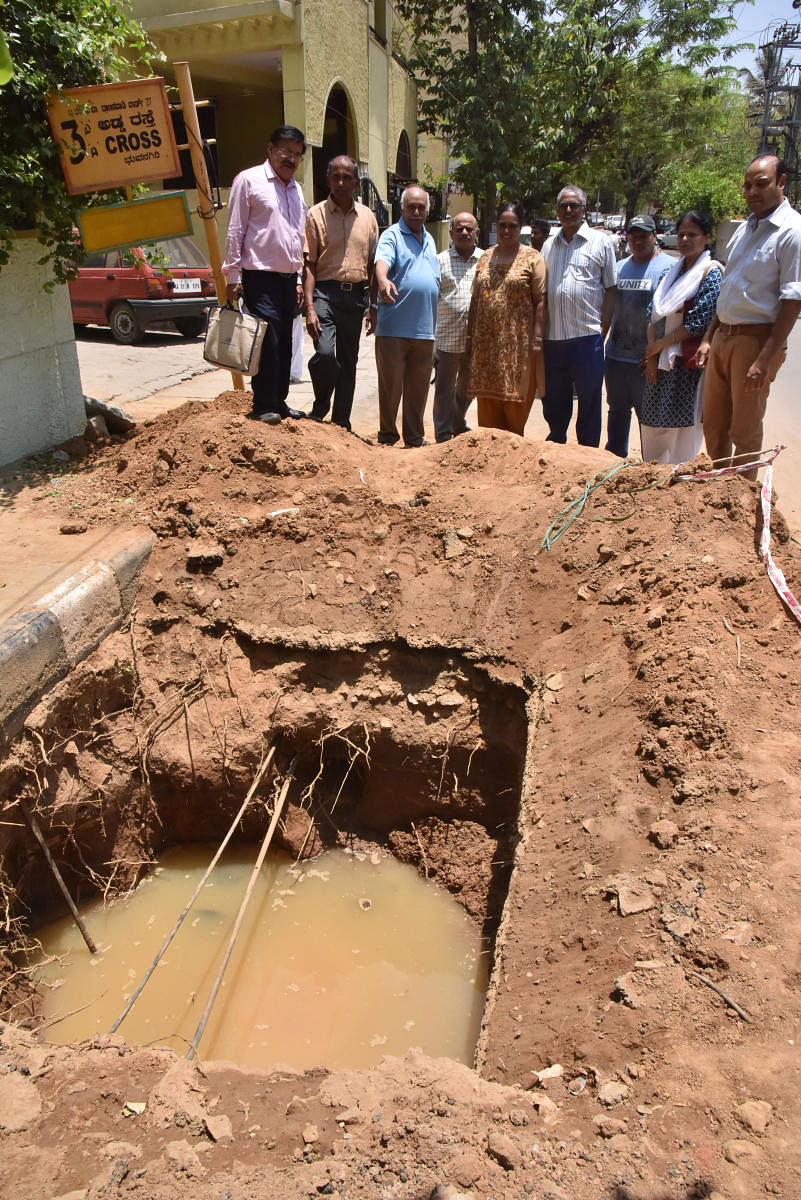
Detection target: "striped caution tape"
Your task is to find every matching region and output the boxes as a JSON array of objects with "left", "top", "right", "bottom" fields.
[
  {"left": 673, "top": 444, "right": 785, "bottom": 481},
  {"left": 674, "top": 444, "right": 800, "bottom": 626},
  {"left": 760, "top": 461, "right": 801, "bottom": 626}
]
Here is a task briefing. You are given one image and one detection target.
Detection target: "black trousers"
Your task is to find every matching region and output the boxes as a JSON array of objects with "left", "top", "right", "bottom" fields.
[
  {"left": 241, "top": 269, "right": 298, "bottom": 415},
  {"left": 308, "top": 280, "right": 368, "bottom": 428}
]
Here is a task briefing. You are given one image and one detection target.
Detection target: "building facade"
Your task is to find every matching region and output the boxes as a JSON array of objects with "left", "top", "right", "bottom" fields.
[{"left": 130, "top": 0, "right": 420, "bottom": 229}]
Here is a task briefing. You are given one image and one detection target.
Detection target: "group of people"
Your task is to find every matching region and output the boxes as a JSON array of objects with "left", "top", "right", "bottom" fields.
[{"left": 222, "top": 125, "right": 801, "bottom": 473}]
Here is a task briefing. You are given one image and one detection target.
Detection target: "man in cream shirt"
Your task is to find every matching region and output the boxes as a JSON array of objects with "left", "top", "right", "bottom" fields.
[{"left": 698, "top": 154, "right": 801, "bottom": 473}]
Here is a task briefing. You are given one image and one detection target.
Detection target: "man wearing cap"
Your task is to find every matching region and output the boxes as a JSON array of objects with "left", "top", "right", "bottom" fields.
[
  {"left": 603, "top": 215, "right": 673, "bottom": 457},
  {"left": 223, "top": 125, "right": 308, "bottom": 424},
  {"left": 303, "top": 156, "right": 379, "bottom": 430},
  {"left": 433, "top": 211, "right": 481, "bottom": 443},
  {"left": 696, "top": 153, "right": 801, "bottom": 474},
  {"left": 541, "top": 185, "right": 617, "bottom": 446}
]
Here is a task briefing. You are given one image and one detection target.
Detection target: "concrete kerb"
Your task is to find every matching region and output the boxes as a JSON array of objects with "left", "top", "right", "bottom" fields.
[{"left": 0, "top": 534, "right": 153, "bottom": 744}]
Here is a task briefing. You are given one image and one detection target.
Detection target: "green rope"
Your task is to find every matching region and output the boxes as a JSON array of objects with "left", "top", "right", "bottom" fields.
[{"left": 540, "top": 458, "right": 642, "bottom": 550}]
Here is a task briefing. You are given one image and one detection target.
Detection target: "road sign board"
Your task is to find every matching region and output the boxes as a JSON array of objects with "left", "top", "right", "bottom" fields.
[
  {"left": 47, "top": 77, "right": 182, "bottom": 195},
  {"left": 76, "top": 191, "right": 192, "bottom": 253}
]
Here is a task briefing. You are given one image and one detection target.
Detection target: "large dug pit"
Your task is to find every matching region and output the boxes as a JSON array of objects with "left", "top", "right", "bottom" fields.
[
  {"left": 2, "top": 401, "right": 801, "bottom": 1200},
  {"left": 2, "top": 640, "right": 530, "bottom": 1067}
]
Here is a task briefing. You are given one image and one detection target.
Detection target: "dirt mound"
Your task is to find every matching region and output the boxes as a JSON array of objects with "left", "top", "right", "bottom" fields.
[{"left": 1, "top": 390, "right": 801, "bottom": 1200}]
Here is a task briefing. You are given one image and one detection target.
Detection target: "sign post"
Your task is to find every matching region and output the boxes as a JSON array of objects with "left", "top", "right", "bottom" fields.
[
  {"left": 47, "top": 78, "right": 182, "bottom": 194},
  {"left": 173, "top": 61, "right": 244, "bottom": 392}
]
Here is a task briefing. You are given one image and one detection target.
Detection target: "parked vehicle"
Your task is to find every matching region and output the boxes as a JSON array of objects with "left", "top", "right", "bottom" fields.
[
  {"left": 69, "top": 236, "right": 215, "bottom": 344},
  {"left": 657, "top": 222, "right": 678, "bottom": 250}
]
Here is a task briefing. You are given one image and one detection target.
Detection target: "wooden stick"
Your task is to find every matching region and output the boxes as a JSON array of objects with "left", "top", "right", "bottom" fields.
[
  {"left": 186, "top": 757, "right": 296, "bottom": 1061},
  {"left": 687, "top": 969, "right": 751, "bottom": 1022},
  {"left": 17, "top": 798, "right": 97, "bottom": 954},
  {"left": 34, "top": 989, "right": 107, "bottom": 1033},
  {"left": 109, "top": 748, "right": 275, "bottom": 1034},
  {"left": 173, "top": 60, "right": 244, "bottom": 391}
]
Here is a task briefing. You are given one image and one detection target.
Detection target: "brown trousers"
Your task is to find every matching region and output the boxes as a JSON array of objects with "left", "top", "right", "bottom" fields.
[
  {"left": 476, "top": 395, "right": 533, "bottom": 436},
  {"left": 375, "top": 336, "right": 434, "bottom": 447},
  {"left": 702, "top": 326, "right": 785, "bottom": 471}
]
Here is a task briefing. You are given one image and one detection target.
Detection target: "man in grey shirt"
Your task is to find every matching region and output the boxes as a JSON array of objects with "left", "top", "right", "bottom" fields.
[{"left": 697, "top": 154, "right": 801, "bottom": 474}]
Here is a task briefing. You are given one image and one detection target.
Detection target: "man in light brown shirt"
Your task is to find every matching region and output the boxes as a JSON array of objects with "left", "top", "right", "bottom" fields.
[{"left": 304, "top": 156, "right": 379, "bottom": 429}]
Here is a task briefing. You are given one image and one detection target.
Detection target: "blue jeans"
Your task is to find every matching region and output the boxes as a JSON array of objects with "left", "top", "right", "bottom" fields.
[
  {"left": 604, "top": 357, "right": 644, "bottom": 457},
  {"left": 543, "top": 333, "right": 604, "bottom": 446}
]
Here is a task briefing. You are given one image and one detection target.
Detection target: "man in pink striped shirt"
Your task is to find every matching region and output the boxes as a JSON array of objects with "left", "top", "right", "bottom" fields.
[{"left": 222, "top": 126, "right": 308, "bottom": 424}]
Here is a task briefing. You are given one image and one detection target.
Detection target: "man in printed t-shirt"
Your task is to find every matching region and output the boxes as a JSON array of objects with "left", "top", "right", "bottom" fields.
[{"left": 604, "top": 214, "right": 673, "bottom": 457}]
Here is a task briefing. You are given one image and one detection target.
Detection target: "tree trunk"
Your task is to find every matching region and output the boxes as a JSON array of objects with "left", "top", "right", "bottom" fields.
[{"left": 484, "top": 179, "right": 497, "bottom": 247}]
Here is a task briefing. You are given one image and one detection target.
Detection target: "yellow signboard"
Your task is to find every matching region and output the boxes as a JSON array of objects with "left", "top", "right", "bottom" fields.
[
  {"left": 47, "top": 77, "right": 182, "bottom": 195},
  {"left": 77, "top": 191, "right": 193, "bottom": 254}
]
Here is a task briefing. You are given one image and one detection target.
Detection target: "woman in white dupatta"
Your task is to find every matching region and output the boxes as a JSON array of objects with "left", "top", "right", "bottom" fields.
[{"left": 640, "top": 210, "right": 723, "bottom": 464}]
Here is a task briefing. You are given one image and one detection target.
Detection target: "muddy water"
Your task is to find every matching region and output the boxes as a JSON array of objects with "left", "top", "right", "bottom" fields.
[{"left": 33, "top": 845, "right": 489, "bottom": 1070}]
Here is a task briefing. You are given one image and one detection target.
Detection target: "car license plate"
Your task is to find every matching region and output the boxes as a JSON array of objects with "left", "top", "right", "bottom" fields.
[{"left": 172, "top": 278, "right": 201, "bottom": 293}]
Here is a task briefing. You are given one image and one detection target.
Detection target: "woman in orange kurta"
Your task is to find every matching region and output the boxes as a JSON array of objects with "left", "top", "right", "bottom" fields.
[{"left": 466, "top": 201, "right": 547, "bottom": 435}]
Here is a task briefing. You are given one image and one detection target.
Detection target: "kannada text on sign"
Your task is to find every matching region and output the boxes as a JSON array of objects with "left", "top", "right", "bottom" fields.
[{"left": 47, "top": 77, "right": 182, "bottom": 195}]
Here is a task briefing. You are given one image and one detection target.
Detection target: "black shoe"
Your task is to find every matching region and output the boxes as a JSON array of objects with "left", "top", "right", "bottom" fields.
[
  {"left": 405, "top": 439, "right": 429, "bottom": 448},
  {"left": 308, "top": 413, "right": 325, "bottom": 423},
  {"left": 247, "top": 410, "right": 281, "bottom": 425},
  {"left": 284, "top": 407, "right": 305, "bottom": 420},
  {"left": 377, "top": 432, "right": 400, "bottom": 445}
]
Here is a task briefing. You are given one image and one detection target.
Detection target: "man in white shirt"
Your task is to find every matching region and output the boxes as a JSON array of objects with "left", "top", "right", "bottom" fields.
[
  {"left": 697, "top": 154, "right": 801, "bottom": 473},
  {"left": 433, "top": 212, "right": 482, "bottom": 442},
  {"left": 541, "top": 186, "right": 617, "bottom": 446}
]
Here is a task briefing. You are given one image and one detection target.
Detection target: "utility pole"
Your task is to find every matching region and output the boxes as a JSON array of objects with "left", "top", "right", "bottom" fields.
[{"left": 756, "top": 24, "right": 801, "bottom": 208}]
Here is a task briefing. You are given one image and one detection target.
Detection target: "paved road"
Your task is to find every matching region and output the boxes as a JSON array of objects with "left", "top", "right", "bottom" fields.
[
  {"left": 75, "top": 325, "right": 217, "bottom": 406},
  {"left": 762, "top": 324, "right": 801, "bottom": 531}
]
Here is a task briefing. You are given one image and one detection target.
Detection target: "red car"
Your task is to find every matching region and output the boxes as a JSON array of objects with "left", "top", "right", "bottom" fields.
[{"left": 69, "top": 235, "right": 215, "bottom": 344}]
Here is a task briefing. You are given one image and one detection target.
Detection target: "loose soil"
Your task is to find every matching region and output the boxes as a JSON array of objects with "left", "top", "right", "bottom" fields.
[{"left": 1, "top": 391, "right": 801, "bottom": 1200}]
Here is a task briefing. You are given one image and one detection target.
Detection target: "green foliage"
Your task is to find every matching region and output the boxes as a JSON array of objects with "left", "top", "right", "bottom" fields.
[
  {"left": 0, "top": 0, "right": 156, "bottom": 286},
  {"left": 578, "top": 69, "right": 753, "bottom": 218},
  {"left": 395, "top": 0, "right": 749, "bottom": 224},
  {"left": 120, "top": 244, "right": 171, "bottom": 271},
  {"left": 660, "top": 163, "right": 745, "bottom": 225}
]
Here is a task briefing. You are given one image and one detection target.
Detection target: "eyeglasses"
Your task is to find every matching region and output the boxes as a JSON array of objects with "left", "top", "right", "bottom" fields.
[{"left": 557, "top": 201, "right": 583, "bottom": 211}]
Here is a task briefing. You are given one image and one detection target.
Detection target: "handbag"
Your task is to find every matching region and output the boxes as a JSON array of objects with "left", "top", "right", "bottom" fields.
[
  {"left": 203, "top": 300, "right": 267, "bottom": 375},
  {"left": 681, "top": 335, "right": 702, "bottom": 368}
]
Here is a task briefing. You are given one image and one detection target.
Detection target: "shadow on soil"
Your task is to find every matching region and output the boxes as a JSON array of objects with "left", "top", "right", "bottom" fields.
[{"left": 612, "top": 1182, "right": 713, "bottom": 1200}]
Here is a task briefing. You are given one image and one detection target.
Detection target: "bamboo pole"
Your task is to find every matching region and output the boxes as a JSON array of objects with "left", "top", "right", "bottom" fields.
[
  {"left": 17, "top": 798, "right": 97, "bottom": 954},
  {"left": 172, "top": 60, "right": 244, "bottom": 392},
  {"left": 109, "top": 748, "right": 275, "bottom": 1034},
  {"left": 186, "top": 757, "right": 296, "bottom": 1061}
]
